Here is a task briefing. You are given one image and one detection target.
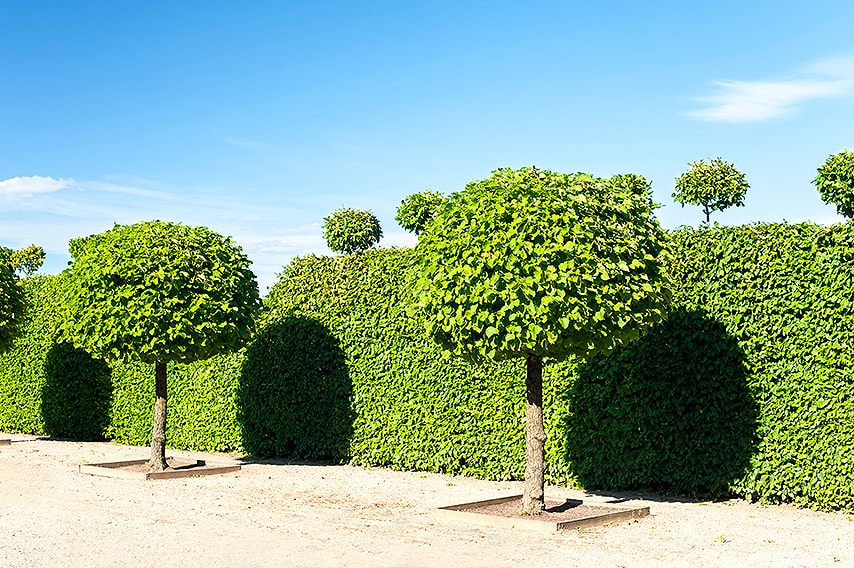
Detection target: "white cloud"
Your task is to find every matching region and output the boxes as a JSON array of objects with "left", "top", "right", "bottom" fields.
[
  {"left": 0, "top": 175, "right": 418, "bottom": 295},
  {"left": 0, "top": 176, "right": 74, "bottom": 199},
  {"left": 688, "top": 55, "right": 854, "bottom": 122}
]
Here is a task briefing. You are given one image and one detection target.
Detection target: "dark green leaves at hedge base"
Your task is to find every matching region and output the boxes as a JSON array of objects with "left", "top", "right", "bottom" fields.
[
  {"left": 238, "top": 316, "right": 353, "bottom": 459},
  {"left": 322, "top": 208, "right": 383, "bottom": 254},
  {"left": 0, "top": 247, "right": 26, "bottom": 353},
  {"left": 41, "top": 342, "right": 112, "bottom": 440},
  {"left": 673, "top": 158, "right": 749, "bottom": 223},
  {"left": 813, "top": 149, "right": 854, "bottom": 219},
  {"left": 395, "top": 190, "right": 447, "bottom": 235},
  {"left": 566, "top": 308, "right": 758, "bottom": 497},
  {"left": 415, "top": 167, "right": 671, "bottom": 363},
  {"left": 63, "top": 221, "right": 260, "bottom": 364}
]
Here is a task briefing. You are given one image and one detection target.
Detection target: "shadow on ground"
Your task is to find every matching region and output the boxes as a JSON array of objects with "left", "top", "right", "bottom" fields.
[{"left": 563, "top": 308, "right": 758, "bottom": 498}]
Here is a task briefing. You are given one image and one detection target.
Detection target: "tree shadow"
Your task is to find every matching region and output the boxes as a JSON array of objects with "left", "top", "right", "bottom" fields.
[
  {"left": 563, "top": 308, "right": 758, "bottom": 498},
  {"left": 40, "top": 343, "right": 113, "bottom": 441},
  {"left": 238, "top": 316, "right": 353, "bottom": 460}
]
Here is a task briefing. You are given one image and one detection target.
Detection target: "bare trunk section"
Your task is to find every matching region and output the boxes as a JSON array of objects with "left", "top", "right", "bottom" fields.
[
  {"left": 149, "top": 361, "right": 168, "bottom": 472},
  {"left": 521, "top": 355, "right": 545, "bottom": 515}
]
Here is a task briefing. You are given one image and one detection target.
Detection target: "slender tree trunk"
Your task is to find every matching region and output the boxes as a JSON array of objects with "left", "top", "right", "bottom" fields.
[
  {"left": 704, "top": 205, "right": 711, "bottom": 223},
  {"left": 149, "top": 361, "right": 169, "bottom": 472},
  {"left": 521, "top": 355, "right": 546, "bottom": 515}
]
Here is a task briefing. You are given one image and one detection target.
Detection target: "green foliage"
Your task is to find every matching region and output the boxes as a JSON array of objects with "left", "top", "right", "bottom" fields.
[
  {"left": 41, "top": 342, "right": 112, "bottom": 440},
  {"left": 0, "top": 276, "right": 62, "bottom": 433},
  {"left": 238, "top": 316, "right": 353, "bottom": 459},
  {"left": 0, "top": 246, "right": 26, "bottom": 353},
  {"left": 322, "top": 208, "right": 383, "bottom": 254},
  {"left": 665, "top": 223, "right": 854, "bottom": 510},
  {"left": 415, "top": 166, "right": 671, "bottom": 362},
  {"left": 566, "top": 308, "right": 758, "bottom": 497},
  {"left": 395, "top": 190, "right": 447, "bottom": 235},
  {"left": 10, "top": 244, "right": 46, "bottom": 277},
  {"left": 813, "top": 149, "right": 854, "bottom": 219},
  {"left": 63, "top": 220, "right": 260, "bottom": 364},
  {"left": 105, "top": 353, "right": 245, "bottom": 452},
  {"left": 610, "top": 173, "right": 653, "bottom": 196},
  {"left": 262, "top": 250, "right": 573, "bottom": 478},
  {"left": 673, "top": 158, "right": 749, "bottom": 223},
  {"left": 0, "top": 274, "right": 244, "bottom": 450},
  {"left": 3, "top": 221, "right": 854, "bottom": 513}
]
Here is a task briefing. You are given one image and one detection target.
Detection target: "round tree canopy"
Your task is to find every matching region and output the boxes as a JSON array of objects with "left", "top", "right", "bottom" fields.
[
  {"left": 672, "top": 158, "right": 749, "bottom": 220},
  {"left": 814, "top": 149, "right": 854, "bottom": 219},
  {"left": 63, "top": 221, "right": 260, "bottom": 364},
  {"left": 415, "top": 167, "right": 670, "bottom": 363},
  {"left": 322, "top": 208, "right": 383, "bottom": 254},
  {"left": 395, "top": 190, "right": 447, "bottom": 235}
]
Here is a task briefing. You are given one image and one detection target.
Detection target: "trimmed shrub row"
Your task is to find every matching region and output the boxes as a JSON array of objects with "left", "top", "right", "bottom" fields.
[{"left": 1, "top": 222, "right": 852, "bottom": 511}]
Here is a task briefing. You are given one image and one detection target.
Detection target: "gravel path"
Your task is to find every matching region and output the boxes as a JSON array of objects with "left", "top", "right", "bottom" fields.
[{"left": 1, "top": 434, "right": 852, "bottom": 567}]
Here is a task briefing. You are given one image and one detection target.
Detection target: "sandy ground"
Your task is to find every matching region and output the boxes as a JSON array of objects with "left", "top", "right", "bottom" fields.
[{"left": 1, "top": 434, "right": 852, "bottom": 568}]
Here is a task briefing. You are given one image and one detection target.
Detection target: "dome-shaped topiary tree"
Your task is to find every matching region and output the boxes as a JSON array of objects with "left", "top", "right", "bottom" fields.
[
  {"left": 63, "top": 221, "right": 260, "bottom": 471},
  {"left": 395, "top": 190, "right": 447, "bottom": 235},
  {"left": 673, "top": 158, "right": 749, "bottom": 223},
  {"left": 322, "top": 207, "right": 383, "bottom": 254},
  {"left": 813, "top": 149, "right": 854, "bottom": 220},
  {"left": 415, "top": 166, "right": 670, "bottom": 515}
]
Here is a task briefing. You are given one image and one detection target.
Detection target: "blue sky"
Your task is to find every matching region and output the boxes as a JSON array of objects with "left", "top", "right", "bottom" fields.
[{"left": 2, "top": 1, "right": 853, "bottom": 293}]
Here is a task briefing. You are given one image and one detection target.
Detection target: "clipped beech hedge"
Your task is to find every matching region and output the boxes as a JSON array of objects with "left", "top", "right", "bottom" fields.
[
  {"left": 257, "top": 250, "right": 577, "bottom": 481},
  {"left": 566, "top": 223, "right": 854, "bottom": 510},
  {"left": 1, "top": 222, "right": 853, "bottom": 511},
  {"left": 0, "top": 275, "right": 243, "bottom": 451}
]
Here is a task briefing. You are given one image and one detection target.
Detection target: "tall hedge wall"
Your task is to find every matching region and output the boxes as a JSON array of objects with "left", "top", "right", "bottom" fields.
[
  {"left": 1, "top": 222, "right": 853, "bottom": 511},
  {"left": 253, "top": 251, "right": 577, "bottom": 482},
  {"left": 0, "top": 275, "right": 243, "bottom": 451}
]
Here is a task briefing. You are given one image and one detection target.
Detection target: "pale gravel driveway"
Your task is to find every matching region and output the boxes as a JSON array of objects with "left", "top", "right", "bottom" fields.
[{"left": 1, "top": 434, "right": 852, "bottom": 567}]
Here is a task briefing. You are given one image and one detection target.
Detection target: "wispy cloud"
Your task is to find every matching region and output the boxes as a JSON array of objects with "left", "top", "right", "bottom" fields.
[
  {"left": 0, "top": 176, "right": 74, "bottom": 199},
  {"left": 688, "top": 55, "right": 854, "bottom": 122},
  {"left": 0, "top": 175, "right": 357, "bottom": 293}
]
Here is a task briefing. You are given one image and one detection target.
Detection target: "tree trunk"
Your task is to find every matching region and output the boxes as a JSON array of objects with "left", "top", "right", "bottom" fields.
[
  {"left": 521, "top": 355, "right": 546, "bottom": 515},
  {"left": 149, "top": 361, "right": 168, "bottom": 472}
]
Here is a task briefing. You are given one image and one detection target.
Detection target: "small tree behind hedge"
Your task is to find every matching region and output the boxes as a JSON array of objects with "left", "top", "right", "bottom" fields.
[
  {"left": 395, "top": 190, "right": 447, "bottom": 235},
  {"left": 63, "top": 221, "right": 259, "bottom": 471},
  {"left": 813, "top": 149, "right": 854, "bottom": 219},
  {"left": 322, "top": 207, "right": 382, "bottom": 254},
  {"left": 10, "top": 244, "right": 45, "bottom": 277},
  {"left": 673, "top": 158, "right": 749, "bottom": 223},
  {"left": 415, "top": 166, "right": 670, "bottom": 514}
]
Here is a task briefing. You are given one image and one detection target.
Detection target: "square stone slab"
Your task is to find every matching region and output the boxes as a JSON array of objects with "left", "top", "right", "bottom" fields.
[
  {"left": 79, "top": 457, "right": 241, "bottom": 480},
  {"left": 435, "top": 494, "right": 649, "bottom": 532}
]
